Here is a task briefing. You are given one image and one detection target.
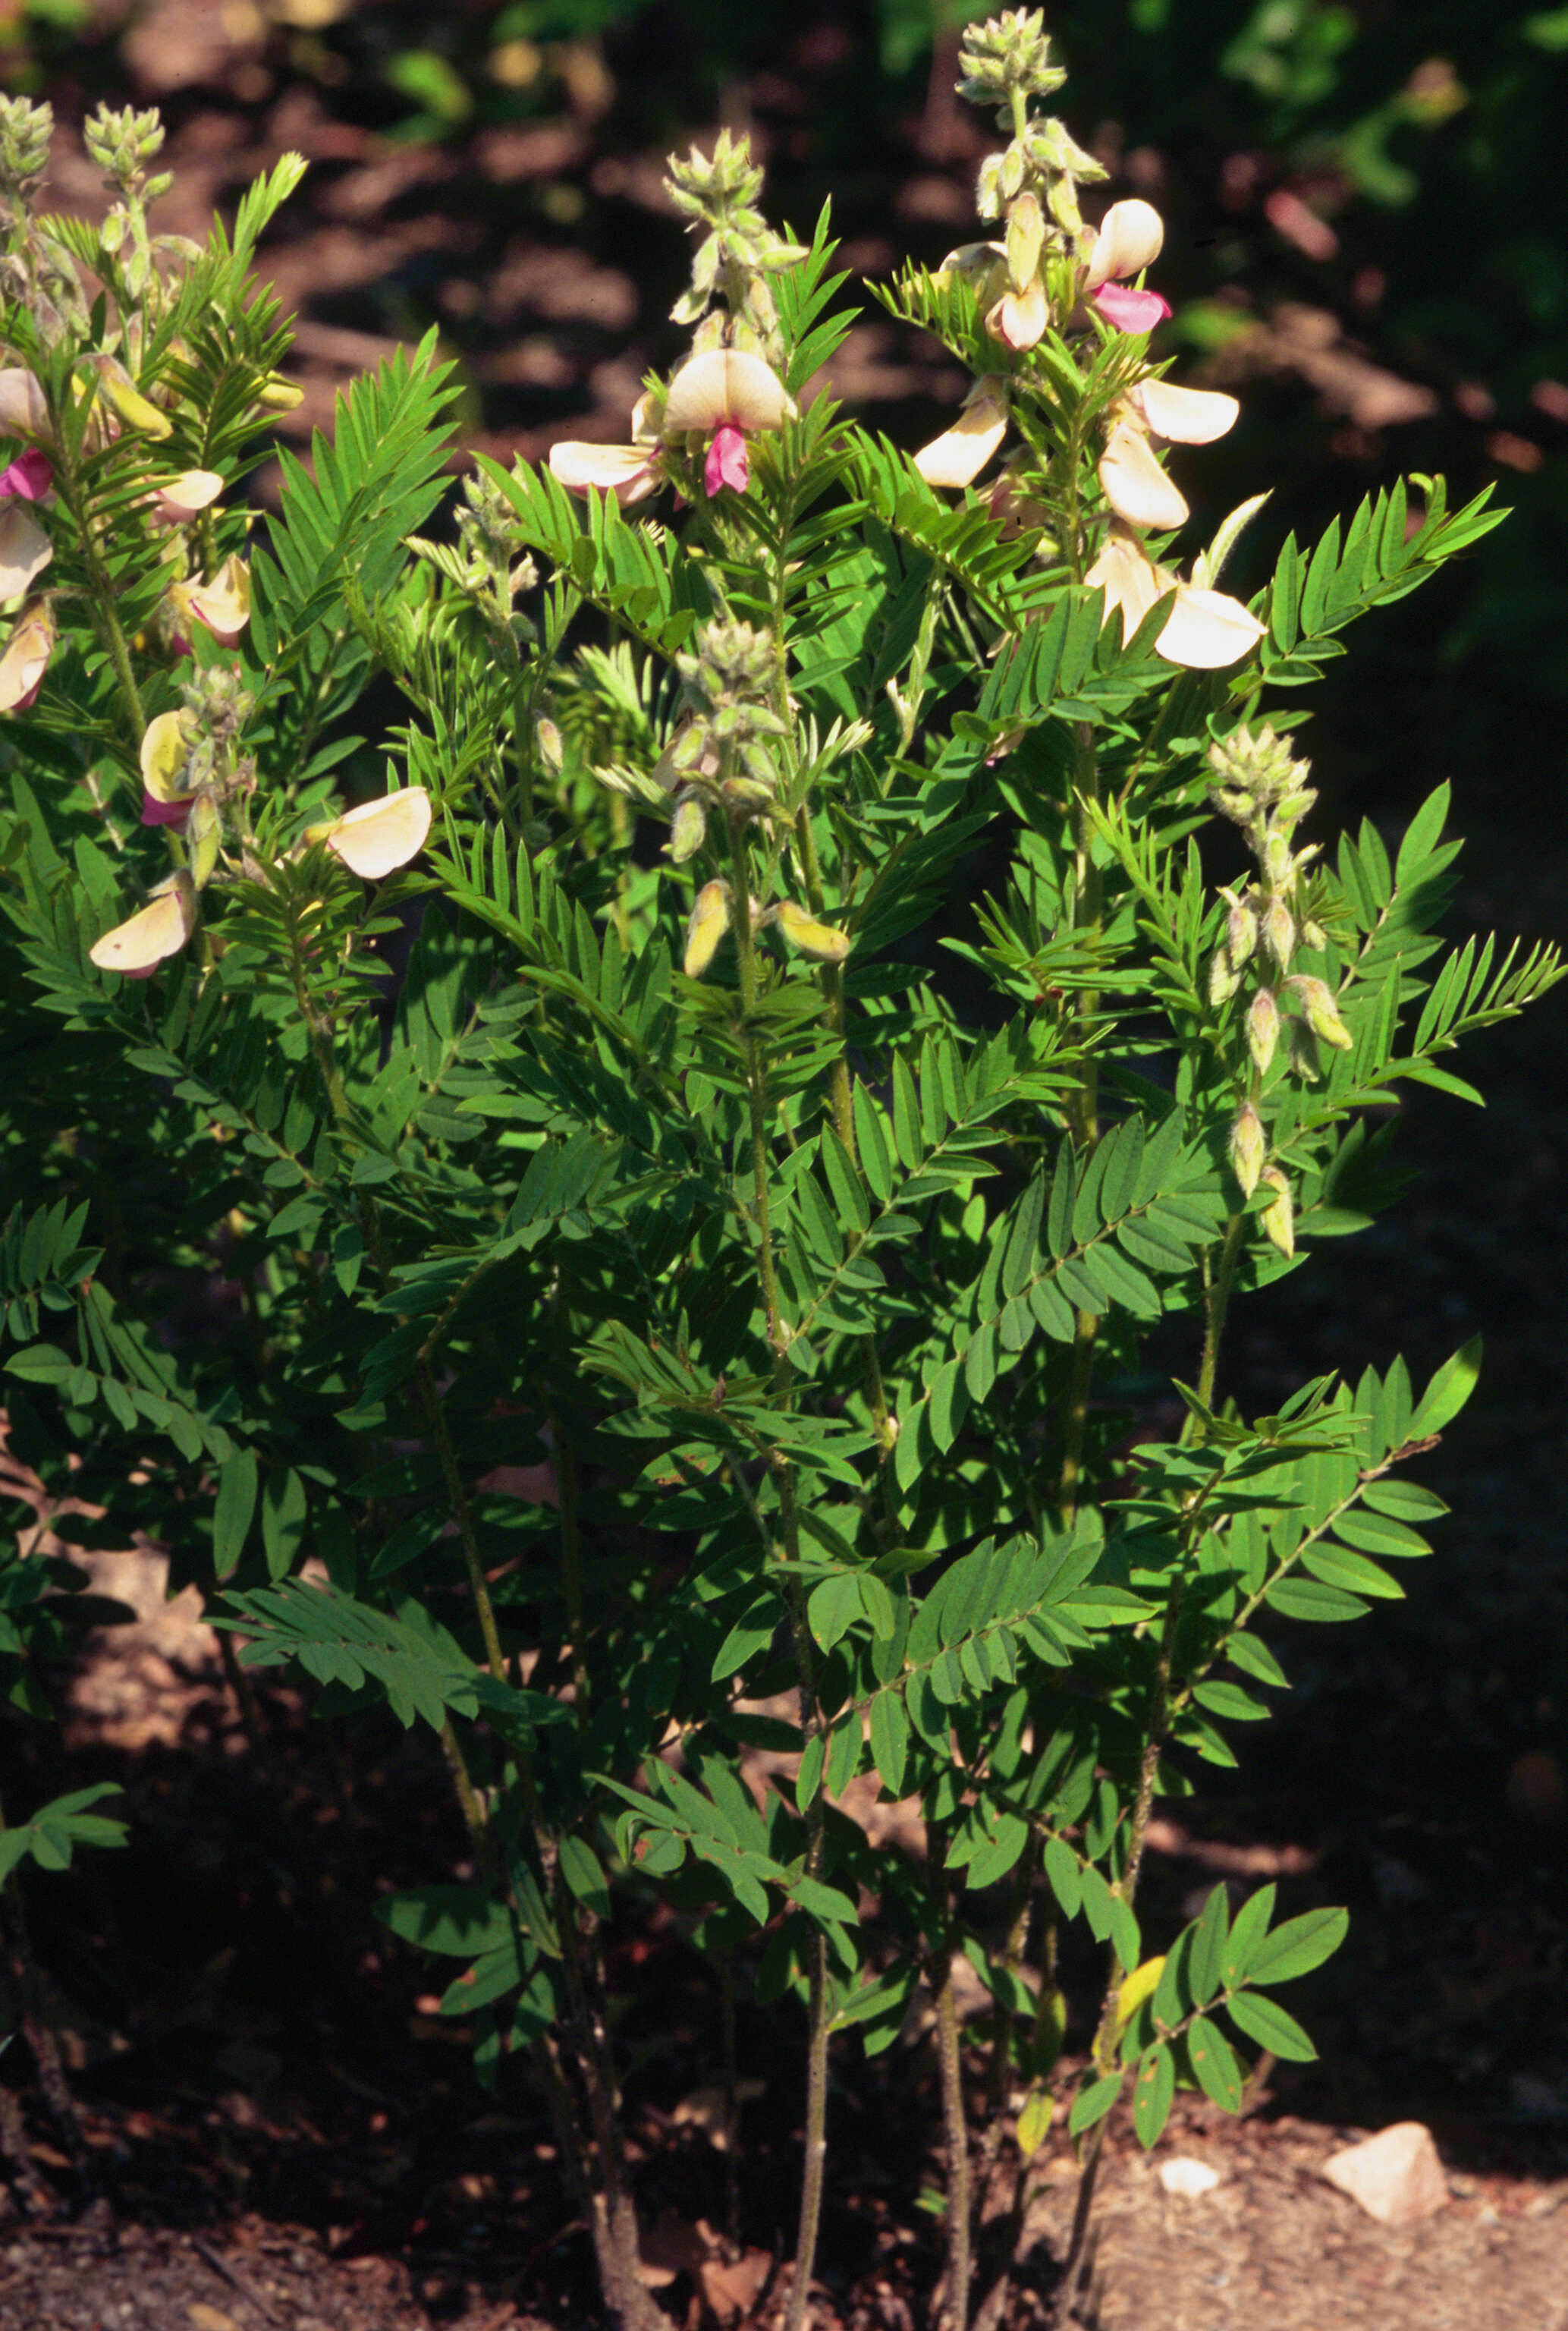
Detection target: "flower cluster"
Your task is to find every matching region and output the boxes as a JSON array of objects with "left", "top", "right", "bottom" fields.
[
  {"left": 906, "top": 8, "right": 1266, "bottom": 673},
  {"left": 1207, "top": 725, "right": 1356, "bottom": 1249},
  {"left": 549, "top": 134, "right": 797, "bottom": 508}
]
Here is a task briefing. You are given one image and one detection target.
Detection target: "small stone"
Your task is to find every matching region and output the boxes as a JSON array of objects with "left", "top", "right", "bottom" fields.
[
  {"left": 1158, "top": 2156, "right": 1223, "bottom": 2198},
  {"left": 1321, "top": 2122, "right": 1448, "bottom": 2225}
]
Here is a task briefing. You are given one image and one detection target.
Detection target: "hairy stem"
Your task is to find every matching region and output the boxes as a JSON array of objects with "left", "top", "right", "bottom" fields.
[
  {"left": 934, "top": 1892, "right": 973, "bottom": 2331},
  {"left": 727, "top": 811, "right": 831, "bottom": 2331},
  {"left": 1057, "top": 722, "right": 1103, "bottom": 1517}
]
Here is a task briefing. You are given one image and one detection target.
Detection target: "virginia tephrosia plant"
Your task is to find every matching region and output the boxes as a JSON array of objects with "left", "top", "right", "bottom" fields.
[{"left": 0, "top": 20, "right": 1560, "bottom": 2329}]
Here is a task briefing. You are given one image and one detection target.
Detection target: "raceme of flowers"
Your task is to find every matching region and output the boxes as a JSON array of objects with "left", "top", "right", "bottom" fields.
[{"left": 910, "top": 194, "right": 1266, "bottom": 672}]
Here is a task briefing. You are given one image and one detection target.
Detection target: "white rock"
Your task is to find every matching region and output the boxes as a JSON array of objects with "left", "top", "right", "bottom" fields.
[
  {"left": 1158, "top": 2156, "right": 1223, "bottom": 2198},
  {"left": 1321, "top": 2122, "right": 1448, "bottom": 2225}
]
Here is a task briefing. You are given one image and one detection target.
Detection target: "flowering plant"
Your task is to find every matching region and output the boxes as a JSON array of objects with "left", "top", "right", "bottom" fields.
[{"left": 0, "top": 23, "right": 1561, "bottom": 2329}]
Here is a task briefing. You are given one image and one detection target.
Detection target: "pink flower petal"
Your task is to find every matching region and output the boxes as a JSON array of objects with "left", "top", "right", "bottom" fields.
[
  {"left": 0, "top": 449, "right": 53, "bottom": 502},
  {"left": 705, "top": 423, "right": 749, "bottom": 497},
  {"left": 1092, "top": 282, "right": 1173, "bottom": 334},
  {"left": 141, "top": 792, "right": 193, "bottom": 827}
]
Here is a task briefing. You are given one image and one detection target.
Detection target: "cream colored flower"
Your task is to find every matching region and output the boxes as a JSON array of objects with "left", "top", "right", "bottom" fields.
[
  {"left": 0, "top": 503, "right": 52, "bottom": 599},
  {"left": 1083, "top": 200, "right": 1165, "bottom": 291},
  {"left": 1098, "top": 420, "right": 1189, "bottom": 530},
  {"left": 1086, "top": 525, "right": 1265, "bottom": 670},
  {"left": 0, "top": 602, "right": 54, "bottom": 712},
  {"left": 913, "top": 379, "right": 1010, "bottom": 490},
  {"left": 303, "top": 786, "right": 433, "bottom": 879},
  {"left": 1125, "top": 378, "right": 1239, "bottom": 445},
  {"left": 0, "top": 368, "right": 51, "bottom": 442},
  {"left": 168, "top": 554, "right": 250, "bottom": 650},
  {"left": 149, "top": 470, "right": 225, "bottom": 526},
  {"left": 90, "top": 872, "right": 197, "bottom": 978},
  {"left": 986, "top": 275, "right": 1048, "bottom": 351}
]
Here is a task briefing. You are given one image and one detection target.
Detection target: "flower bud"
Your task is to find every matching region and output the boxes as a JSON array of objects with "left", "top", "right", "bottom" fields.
[
  {"left": 1005, "top": 190, "right": 1045, "bottom": 294},
  {"left": 1228, "top": 1103, "right": 1265, "bottom": 1200},
  {"left": 187, "top": 791, "right": 222, "bottom": 890},
  {"left": 536, "top": 717, "right": 564, "bottom": 775},
  {"left": 1259, "top": 1166, "right": 1295, "bottom": 1259},
  {"left": 683, "top": 879, "right": 731, "bottom": 979},
  {"left": 255, "top": 373, "right": 304, "bottom": 414},
  {"left": 1262, "top": 895, "right": 1295, "bottom": 974},
  {"left": 1208, "top": 946, "right": 1243, "bottom": 1008},
  {"left": 1286, "top": 974, "right": 1353, "bottom": 1052},
  {"left": 1246, "top": 987, "right": 1280, "bottom": 1075},
  {"left": 668, "top": 794, "right": 706, "bottom": 864},
  {"left": 1285, "top": 1019, "right": 1320, "bottom": 1083},
  {"left": 773, "top": 898, "right": 851, "bottom": 963},
  {"left": 1224, "top": 892, "right": 1258, "bottom": 969}
]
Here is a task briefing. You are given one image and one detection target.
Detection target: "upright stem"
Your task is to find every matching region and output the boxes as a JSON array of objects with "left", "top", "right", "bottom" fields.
[
  {"left": 793, "top": 805, "right": 895, "bottom": 1465},
  {"left": 727, "top": 813, "right": 831, "bottom": 2331},
  {"left": 933, "top": 1856, "right": 973, "bottom": 2331},
  {"left": 53, "top": 435, "right": 147, "bottom": 741},
  {"left": 1057, "top": 723, "right": 1103, "bottom": 1518}
]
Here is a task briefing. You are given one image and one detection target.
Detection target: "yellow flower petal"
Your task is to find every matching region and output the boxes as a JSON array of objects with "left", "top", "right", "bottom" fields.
[
  {"left": 90, "top": 356, "right": 174, "bottom": 441},
  {"left": 1098, "top": 420, "right": 1189, "bottom": 530},
  {"left": 90, "top": 873, "right": 196, "bottom": 974},
  {"left": 140, "top": 708, "right": 196, "bottom": 802},
  {"left": 181, "top": 553, "right": 251, "bottom": 646}
]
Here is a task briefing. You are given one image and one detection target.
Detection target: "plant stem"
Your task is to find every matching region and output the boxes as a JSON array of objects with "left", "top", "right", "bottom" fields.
[
  {"left": 727, "top": 810, "right": 831, "bottom": 2331},
  {"left": 1189, "top": 1208, "right": 1248, "bottom": 1433},
  {"left": 52, "top": 429, "right": 147, "bottom": 742},
  {"left": 1057, "top": 723, "right": 1103, "bottom": 1518},
  {"left": 933, "top": 1870, "right": 973, "bottom": 2331},
  {"left": 793, "top": 804, "right": 896, "bottom": 1465}
]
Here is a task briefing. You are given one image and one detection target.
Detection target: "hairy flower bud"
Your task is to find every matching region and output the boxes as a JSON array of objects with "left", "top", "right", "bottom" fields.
[
  {"left": 683, "top": 879, "right": 731, "bottom": 979},
  {"left": 1225, "top": 892, "right": 1258, "bottom": 969},
  {"left": 1285, "top": 1018, "right": 1320, "bottom": 1083},
  {"left": 1262, "top": 895, "right": 1296, "bottom": 974},
  {"left": 1228, "top": 1103, "right": 1265, "bottom": 1200},
  {"left": 0, "top": 96, "right": 53, "bottom": 217},
  {"left": 1246, "top": 987, "right": 1280, "bottom": 1074},
  {"left": 668, "top": 794, "right": 707, "bottom": 864},
  {"left": 1208, "top": 945, "right": 1243, "bottom": 1008},
  {"left": 1286, "top": 974, "right": 1353, "bottom": 1051},
  {"left": 957, "top": 9, "right": 1067, "bottom": 117},
  {"left": 773, "top": 898, "right": 851, "bottom": 963},
  {"left": 1259, "top": 1166, "right": 1295, "bottom": 1259},
  {"left": 1005, "top": 190, "right": 1045, "bottom": 292}
]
